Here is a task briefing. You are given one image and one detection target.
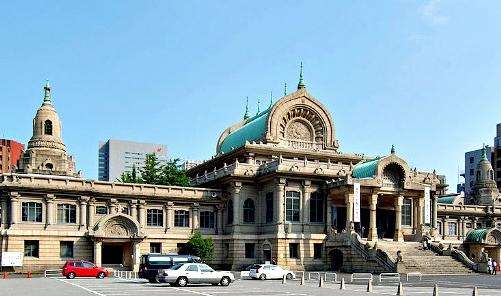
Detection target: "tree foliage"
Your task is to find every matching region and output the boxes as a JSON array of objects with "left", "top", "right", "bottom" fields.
[
  {"left": 181, "top": 231, "right": 214, "bottom": 261},
  {"left": 117, "top": 153, "right": 190, "bottom": 187}
]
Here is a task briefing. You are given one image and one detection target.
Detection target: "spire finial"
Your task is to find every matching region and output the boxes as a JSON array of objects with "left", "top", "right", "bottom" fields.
[
  {"left": 243, "top": 97, "right": 249, "bottom": 120},
  {"left": 284, "top": 82, "right": 287, "bottom": 96},
  {"left": 256, "top": 98, "right": 261, "bottom": 115},
  {"left": 269, "top": 91, "right": 273, "bottom": 108},
  {"left": 391, "top": 144, "right": 395, "bottom": 154},
  {"left": 43, "top": 80, "right": 51, "bottom": 104},
  {"left": 297, "top": 62, "right": 305, "bottom": 90},
  {"left": 482, "top": 144, "right": 488, "bottom": 160}
]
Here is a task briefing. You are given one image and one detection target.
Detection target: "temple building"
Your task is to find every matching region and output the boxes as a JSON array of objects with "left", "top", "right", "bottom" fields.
[{"left": 0, "top": 74, "right": 500, "bottom": 273}]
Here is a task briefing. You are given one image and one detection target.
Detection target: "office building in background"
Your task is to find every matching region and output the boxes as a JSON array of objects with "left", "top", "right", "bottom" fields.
[
  {"left": 0, "top": 139, "right": 24, "bottom": 173},
  {"left": 98, "top": 139, "right": 167, "bottom": 181}
]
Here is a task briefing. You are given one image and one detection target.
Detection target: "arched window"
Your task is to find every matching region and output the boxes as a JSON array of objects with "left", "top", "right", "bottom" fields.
[
  {"left": 243, "top": 198, "right": 255, "bottom": 223},
  {"left": 309, "top": 191, "right": 324, "bottom": 223},
  {"left": 44, "top": 120, "right": 53, "bottom": 135},
  {"left": 382, "top": 163, "right": 405, "bottom": 189},
  {"left": 45, "top": 163, "right": 54, "bottom": 170},
  {"left": 227, "top": 200, "right": 233, "bottom": 224}
]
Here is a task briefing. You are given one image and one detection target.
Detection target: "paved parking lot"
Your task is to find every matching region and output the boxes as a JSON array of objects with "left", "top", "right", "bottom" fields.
[{"left": 0, "top": 275, "right": 500, "bottom": 296}]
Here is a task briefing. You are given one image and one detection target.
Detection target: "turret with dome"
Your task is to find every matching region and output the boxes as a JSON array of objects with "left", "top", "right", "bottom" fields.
[
  {"left": 471, "top": 145, "right": 499, "bottom": 205},
  {"left": 18, "top": 81, "right": 79, "bottom": 177}
]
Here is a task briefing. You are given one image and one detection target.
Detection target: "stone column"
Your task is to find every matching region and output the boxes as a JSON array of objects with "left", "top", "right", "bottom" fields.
[
  {"left": 9, "top": 192, "right": 20, "bottom": 227},
  {"left": 394, "top": 195, "right": 404, "bottom": 242},
  {"left": 368, "top": 194, "right": 378, "bottom": 241},
  {"left": 301, "top": 180, "right": 311, "bottom": 232},
  {"left": 232, "top": 182, "right": 242, "bottom": 226},
  {"left": 79, "top": 196, "right": 89, "bottom": 230},
  {"left": 417, "top": 197, "right": 424, "bottom": 230},
  {"left": 412, "top": 198, "right": 418, "bottom": 234},
  {"left": 132, "top": 241, "right": 141, "bottom": 272},
  {"left": 460, "top": 217, "right": 466, "bottom": 239},
  {"left": 164, "top": 201, "right": 173, "bottom": 232},
  {"left": 432, "top": 195, "right": 438, "bottom": 229},
  {"left": 88, "top": 199, "right": 95, "bottom": 229},
  {"left": 345, "top": 192, "right": 354, "bottom": 232},
  {"left": 108, "top": 198, "right": 118, "bottom": 214},
  {"left": 216, "top": 205, "right": 223, "bottom": 235},
  {"left": 130, "top": 200, "right": 138, "bottom": 220},
  {"left": 191, "top": 203, "right": 200, "bottom": 232},
  {"left": 1, "top": 196, "right": 8, "bottom": 227},
  {"left": 276, "top": 178, "right": 286, "bottom": 232},
  {"left": 94, "top": 240, "right": 102, "bottom": 267},
  {"left": 326, "top": 194, "right": 332, "bottom": 232},
  {"left": 138, "top": 200, "right": 146, "bottom": 227},
  {"left": 45, "top": 194, "right": 56, "bottom": 227}
]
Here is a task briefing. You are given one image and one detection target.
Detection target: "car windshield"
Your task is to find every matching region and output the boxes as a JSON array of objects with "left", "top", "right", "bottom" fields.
[{"left": 169, "top": 263, "right": 184, "bottom": 270}]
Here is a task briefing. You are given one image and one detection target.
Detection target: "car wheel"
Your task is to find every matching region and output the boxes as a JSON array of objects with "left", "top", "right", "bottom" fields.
[
  {"left": 259, "top": 274, "right": 266, "bottom": 280},
  {"left": 286, "top": 273, "right": 293, "bottom": 280},
  {"left": 176, "top": 276, "right": 188, "bottom": 287},
  {"left": 97, "top": 272, "right": 105, "bottom": 279},
  {"left": 148, "top": 276, "right": 160, "bottom": 284},
  {"left": 220, "top": 276, "right": 230, "bottom": 286},
  {"left": 66, "top": 272, "right": 76, "bottom": 279}
]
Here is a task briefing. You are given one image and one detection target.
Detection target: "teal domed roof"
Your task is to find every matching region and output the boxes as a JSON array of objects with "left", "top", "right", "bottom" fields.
[
  {"left": 219, "top": 107, "right": 271, "bottom": 154},
  {"left": 352, "top": 157, "right": 381, "bottom": 179}
]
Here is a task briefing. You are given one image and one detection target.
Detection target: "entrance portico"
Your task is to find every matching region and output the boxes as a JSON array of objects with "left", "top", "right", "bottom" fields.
[{"left": 90, "top": 214, "right": 146, "bottom": 271}]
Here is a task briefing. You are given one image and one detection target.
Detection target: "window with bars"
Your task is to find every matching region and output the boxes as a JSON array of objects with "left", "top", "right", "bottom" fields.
[
  {"left": 313, "top": 243, "right": 323, "bottom": 259},
  {"left": 22, "top": 202, "right": 42, "bottom": 222},
  {"left": 402, "top": 198, "right": 412, "bottom": 226},
  {"left": 265, "top": 192, "right": 273, "bottom": 223},
  {"left": 200, "top": 211, "right": 215, "bottom": 228},
  {"left": 24, "top": 240, "right": 39, "bottom": 257},
  {"left": 286, "top": 191, "right": 300, "bottom": 222},
  {"left": 245, "top": 243, "right": 255, "bottom": 258},
  {"left": 243, "top": 199, "right": 255, "bottom": 223},
  {"left": 309, "top": 192, "right": 324, "bottom": 223},
  {"left": 174, "top": 210, "right": 190, "bottom": 227},
  {"left": 60, "top": 241, "right": 74, "bottom": 258},
  {"left": 57, "top": 204, "right": 77, "bottom": 224},
  {"left": 147, "top": 209, "right": 163, "bottom": 227}
]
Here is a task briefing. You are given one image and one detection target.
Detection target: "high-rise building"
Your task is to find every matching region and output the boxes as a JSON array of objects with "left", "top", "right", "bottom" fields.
[
  {"left": 0, "top": 139, "right": 24, "bottom": 173},
  {"left": 464, "top": 146, "right": 493, "bottom": 196},
  {"left": 493, "top": 123, "right": 501, "bottom": 188},
  {"left": 98, "top": 139, "right": 167, "bottom": 181}
]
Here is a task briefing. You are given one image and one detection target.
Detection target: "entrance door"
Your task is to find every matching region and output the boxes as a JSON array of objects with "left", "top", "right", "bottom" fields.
[
  {"left": 329, "top": 249, "right": 343, "bottom": 271},
  {"left": 263, "top": 244, "right": 272, "bottom": 263},
  {"left": 331, "top": 206, "right": 347, "bottom": 231},
  {"left": 376, "top": 209, "right": 395, "bottom": 239},
  {"left": 102, "top": 244, "right": 124, "bottom": 265}
]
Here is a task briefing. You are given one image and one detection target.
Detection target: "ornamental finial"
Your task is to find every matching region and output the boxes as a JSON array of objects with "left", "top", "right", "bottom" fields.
[
  {"left": 297, "top": 62, "right": 305, "bottom": 90},
  {"left": 269, "top": 91, "right": 273, "bottom": 108},
  {"left": 43, "top": 80, "right": 51, "bottom": 104},
  {"left": 391, "top": 144, "right": 395, "bottom": 154},
  {"left": 256, "top": 98, "right": 261, "bottom": 115},
  {"left": 284, "top": 82, "right": 287, "bottom": 96},
  {"left": 243, "top": 97, "right": 249, "bottom": 120}
]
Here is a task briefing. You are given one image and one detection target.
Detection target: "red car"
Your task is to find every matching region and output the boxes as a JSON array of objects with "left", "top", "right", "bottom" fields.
[{"left": 62, "top": 260, "right": 109, "bottom": 279}]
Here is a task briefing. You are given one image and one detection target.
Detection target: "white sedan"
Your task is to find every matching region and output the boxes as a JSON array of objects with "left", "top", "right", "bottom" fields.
[
  {"left": 158, "top": 263, "right": 235, "bottom": 287},
  {"left": 249, "top": 264, "right": 295, "bottom": 280}
]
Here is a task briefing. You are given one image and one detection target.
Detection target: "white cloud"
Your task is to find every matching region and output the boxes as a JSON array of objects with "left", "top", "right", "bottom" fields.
[{"left": 421, "top": 0, "right": 449, "bottom": 26}]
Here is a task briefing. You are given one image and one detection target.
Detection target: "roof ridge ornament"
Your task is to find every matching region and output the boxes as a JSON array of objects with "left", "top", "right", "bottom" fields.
[
  {"left": 284, "top": 82, "right": 287, "bottom": 96},
  {"left": 297, "top": 62, "right": 305, "bottom": 90},
  {"left": 481, "top": 143, "right": 488, "bottom": 161},
  {"left": 391, "top": 144, "right": 395, "bottom": 154},
  {"left": 244, "top": 97, "right": 249, "bottom": 120},
  {"left": 43, "top": 80, "right": 52, "bottom": 105},
  {"left": 256, "top": 98, "right": 260, "bottom": 115}
]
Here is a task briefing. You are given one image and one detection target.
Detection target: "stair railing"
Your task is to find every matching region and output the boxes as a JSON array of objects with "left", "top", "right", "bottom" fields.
[{"left": 429, "top": 242, "right": 478, "bottom": 272}]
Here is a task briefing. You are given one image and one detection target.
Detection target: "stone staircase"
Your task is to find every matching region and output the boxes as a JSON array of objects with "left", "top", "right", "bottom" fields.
[{"left": 375, "top": 240, "right": 473, "bottom": 274}]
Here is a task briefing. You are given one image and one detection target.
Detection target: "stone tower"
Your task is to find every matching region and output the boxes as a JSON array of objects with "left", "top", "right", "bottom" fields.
[
  {"left": 472, "top": 146, "right": 499, "bottom": 205},
  {"left": 18, "top": 82, "right": 79, "bottom": 177}
]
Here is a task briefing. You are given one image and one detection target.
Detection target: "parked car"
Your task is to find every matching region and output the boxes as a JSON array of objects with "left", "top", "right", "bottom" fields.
[
  {"left": 249, "top": 264, "right": 294, "bottom": 280},
  {"left": 138, "top": 253, "right": 201, "bottom": 283},
  {"left": 62, "top": 260, "right": 109, "bottom": 279},
  {"left": 158, "top": 263, "right": 235, "bottom": 287}
]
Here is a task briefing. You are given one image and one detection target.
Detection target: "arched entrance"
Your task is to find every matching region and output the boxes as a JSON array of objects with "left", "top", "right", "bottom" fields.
[
  {"left": 262, "top": 243, "right": 272, "bottom": 263},
  {"left": 329, "top": 249, "right": 343, "bottom": 271},
  {"left": 90, "top": 214, "right": 146, "bottom": 270}
]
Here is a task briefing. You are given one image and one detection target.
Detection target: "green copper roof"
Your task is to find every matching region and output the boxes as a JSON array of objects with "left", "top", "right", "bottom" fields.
[
  {"left": 352, "top": 157, "right": 381, "bottom": 179},
  {"left": 465, "top": 228, "right": 490, "bottom": 243},
  {"left": 219, "top": 108, "right": 271, "bottom": 154},
  {"left": 437, "top": 196, "right": 457, "bottom": 204}
]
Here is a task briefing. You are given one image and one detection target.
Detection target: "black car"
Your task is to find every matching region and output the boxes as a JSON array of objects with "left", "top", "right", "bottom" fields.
[{"left": 138, "top": 253, "right": 201, "bottom": 283}]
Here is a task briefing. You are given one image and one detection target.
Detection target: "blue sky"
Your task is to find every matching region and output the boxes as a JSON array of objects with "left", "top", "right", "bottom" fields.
[{"left": 2, "top": 1, "right": 501, "bottom": 191}]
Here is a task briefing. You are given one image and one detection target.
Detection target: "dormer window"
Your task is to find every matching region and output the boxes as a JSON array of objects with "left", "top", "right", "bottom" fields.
[{"left": 44, "top": 120, "right": 53, "bottom": 135}]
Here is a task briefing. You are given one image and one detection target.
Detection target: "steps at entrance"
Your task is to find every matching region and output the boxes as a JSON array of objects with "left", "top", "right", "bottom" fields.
[{"left": 375, "top": 241, "right": 473, "bottom": 274}]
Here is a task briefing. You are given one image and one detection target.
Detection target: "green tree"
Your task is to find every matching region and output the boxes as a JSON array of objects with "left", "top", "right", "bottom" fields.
[
  {"left": 117, "top": 164, "right": 141, "bottom": 183},
  {"left": 140, "top": 153, "right": 162, "bottom": 184},
  {"left": 182, "top": 231, "right": 214, "bottom": 261},
  {"left": 159, "top": 158, "right": 190, "bottom": 186}
]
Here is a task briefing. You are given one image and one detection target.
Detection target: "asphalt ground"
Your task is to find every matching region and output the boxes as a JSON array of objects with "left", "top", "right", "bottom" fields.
[{"left": 0, "top": 275, "right": 500, "bottom": 296}]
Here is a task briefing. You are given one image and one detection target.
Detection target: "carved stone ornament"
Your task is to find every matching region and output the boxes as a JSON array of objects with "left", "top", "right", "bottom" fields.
[
  {"left": 286, "top": 120, "right": 313, "bottom": 141},
  {"left": 105, "top": 223, "right": 129, "bottom": 237}
]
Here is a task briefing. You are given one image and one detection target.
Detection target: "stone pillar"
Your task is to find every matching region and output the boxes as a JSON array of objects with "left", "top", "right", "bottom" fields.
[
  {"left": 216, "top": 205, "right": 223, "bottom": 235},
  {"left": 88, "top": 199, "right": 95, "bottom": 229},
  {"left": 94, "top": 240, "right": 102, "bottom": 267},
  {"left": 432, "top": 195, "right": 438, "bottom": 229},
  {"left": 132, "top": 241, "right": 141, "bottom": 272},
  {"left": 276, "top": 178, "right": 286, "bottom": 232},
  {"left": 412, "top": 198, "right": 418, "bottom": 234},
  {"left": 301, "top": 180, "right": 311, "bottom": 231},
  {"left": 442, "top": 217, "right": 447, "bottom": 239},
  {"left": 460, "top": 217, "right": 466, "bottom": 239},
  {"left": 165, "top": 201, "right": 173, "bottom": 232},
  {"left": 79, "top": 196, "right": 89, "bottom": 230},
  {"left": 232, "top": 182, "right": 242, "bottom": 226},
  {"left": 138, "top": 200, "right": 146, "bottom": 227},
  {"left": 45, "top": 194, "right": 56, "bottom": 227},
  {"left": 326, "top": 194, "right": 332, "bottom": 232},
  {"left": 345, "top": 192, "right": 354, "bottom": 232},
  {"left": 9, "top": 192, "right": 20, "bottom": 227},
  {"left": 192, "top": 203, "right": 200, "bottom": 232},
  {"left": 417, "top": 197, "right": 424, "bottom": 230},
  {"left": 1, "top": 196, "right": 8, "bottom": 227},
  {"left": 368, "top": 194, "right": 378, "bottom": 241},
  {"left": 108, "top": 198, "right": 118, "bottom": 214},
  {"left": 394, "top": 195, "right": 404, "bottom": 242},
  {"left": 130, "top": 200, "right": 138, "bottom": 220}
]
